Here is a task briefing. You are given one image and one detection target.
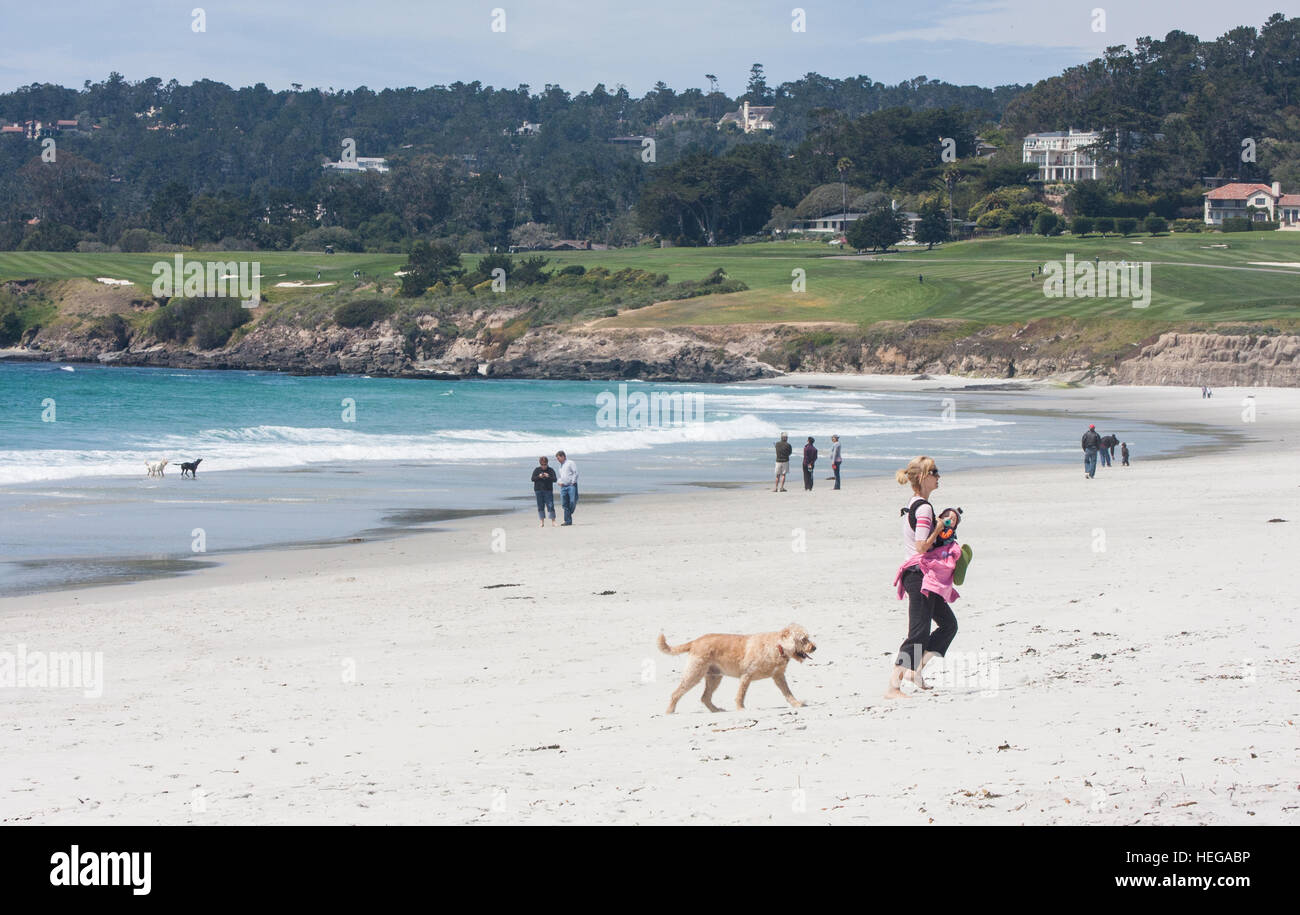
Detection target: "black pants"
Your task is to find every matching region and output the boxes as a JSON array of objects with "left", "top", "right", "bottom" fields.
[
  {"left": 895, "top": 568, "right": 958, "bottom": 669},
  {"left": 802, "top": 464, "right": 814, "bottom": 490}
]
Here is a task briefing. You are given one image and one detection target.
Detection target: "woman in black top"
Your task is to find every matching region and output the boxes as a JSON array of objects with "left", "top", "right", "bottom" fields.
[{"left": 531, "top": 456, "right": 558, "bottom": 527}]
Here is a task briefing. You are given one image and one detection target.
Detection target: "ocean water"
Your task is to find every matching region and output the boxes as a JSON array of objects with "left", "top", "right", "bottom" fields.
[{"left": 0, "top": 362, "right": 1213, "bottom": 595}]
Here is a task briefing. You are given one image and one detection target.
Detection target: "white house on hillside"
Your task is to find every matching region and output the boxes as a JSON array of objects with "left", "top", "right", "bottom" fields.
[
  {"left": 1022, "top": 128, "right": 1102, "bottom": 182},
  {"left": 1202, "top": 181, "right": 1300, "bottom": 227},
  {"left": 717, "top": 101, "right": 775, "bottom": 133}
]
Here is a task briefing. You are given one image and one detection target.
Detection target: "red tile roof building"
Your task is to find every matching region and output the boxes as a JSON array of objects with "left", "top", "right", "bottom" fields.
[{"left": 1202, "top": 181, "right": 1299, "bottom": 226}]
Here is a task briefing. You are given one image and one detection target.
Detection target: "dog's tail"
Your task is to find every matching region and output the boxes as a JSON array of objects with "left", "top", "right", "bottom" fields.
[{"left": 657, "top": 633, "right": 691, "bottom": 655}]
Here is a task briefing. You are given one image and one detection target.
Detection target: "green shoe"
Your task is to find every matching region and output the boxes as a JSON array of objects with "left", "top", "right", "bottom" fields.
[{"left": 953, "top": 544, "right": 973, "bottom": 586}]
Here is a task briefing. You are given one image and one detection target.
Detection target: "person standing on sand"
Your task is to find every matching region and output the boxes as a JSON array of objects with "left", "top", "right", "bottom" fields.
[
  {"left": 1121, "top": 442, "right": 1130, "bottom": 466},
  {"left": 531, "top": 456, "right": 558, "bottom": 527},
  {"left": 773, "top": 434, "right": 792, "bottom": 492},
  {"left": 1081, "top": 424, "right": 1101, "bottom": 479},
  {"left": 828, "top": 435, "right": 842, "bottom": 489},
  {"left": 886, "top": 456, "right": 958, "bottom": 699},
  {"left": 555, "top": 450, "right": 578, "bottom": 525},
  {"left": 802, "top": 437, "right": 818, "bottom": 491}
]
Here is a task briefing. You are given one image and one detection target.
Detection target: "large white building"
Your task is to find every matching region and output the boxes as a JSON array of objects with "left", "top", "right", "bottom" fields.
[
  {"left": 717, "top": 101, "right": 775, "bottom": 133},
  {"left": 1022, "top": 129, "right": 1102, "bottom": 182}
]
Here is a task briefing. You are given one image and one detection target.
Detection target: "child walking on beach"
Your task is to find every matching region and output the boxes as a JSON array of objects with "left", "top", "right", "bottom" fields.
[{"left": 886, "top": 456, "right": 960, "bottom": 699}]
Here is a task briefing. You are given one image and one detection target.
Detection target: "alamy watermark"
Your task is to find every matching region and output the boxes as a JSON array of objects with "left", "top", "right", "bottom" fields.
[
  {"left": 151, "top": 254, "right": 260, "bottom": 308},
  {"left": 0, "top": 644, "right": 104, "bottom": 698},
  {"left": 1042, "top": 254, "right": 1150, "bottom": 308},
  {"left": 595, "top": 382, "right": 705, "bottom": 428}
]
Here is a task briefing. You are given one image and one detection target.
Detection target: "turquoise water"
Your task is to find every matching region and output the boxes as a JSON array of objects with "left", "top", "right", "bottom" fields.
[{"left": 0, "top": 361, "right": 1212, "bottom": 594}]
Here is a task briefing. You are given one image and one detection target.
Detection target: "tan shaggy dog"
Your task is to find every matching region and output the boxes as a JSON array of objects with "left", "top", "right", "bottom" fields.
[{"left": 657, "top": 624, "right": 816, "bottom": 713}]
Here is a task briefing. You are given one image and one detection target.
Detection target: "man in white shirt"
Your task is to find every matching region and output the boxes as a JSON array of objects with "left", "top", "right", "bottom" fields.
[{"left": 555, "top": 450, "right": 579, "bottom": 526}]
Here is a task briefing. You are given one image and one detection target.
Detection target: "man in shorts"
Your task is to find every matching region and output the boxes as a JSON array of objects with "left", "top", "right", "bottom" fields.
[{"left": 773, "top": 433, "right": 792, "bottom": 492}]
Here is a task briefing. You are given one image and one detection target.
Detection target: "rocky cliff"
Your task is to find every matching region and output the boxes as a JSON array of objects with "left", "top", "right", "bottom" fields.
[{"left": 5, "top": 281, "right": 1300, "bottom": 386}]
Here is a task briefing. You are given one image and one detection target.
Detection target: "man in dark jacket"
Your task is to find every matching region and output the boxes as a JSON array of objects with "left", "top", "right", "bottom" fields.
[
  {"left": 802, "top": 437, "right": 818, "bottom": 491},
  {"left": 1098, "top": 433, "right": 1118, "bottom": 467},
  {"left": 1081, "top": 425, "right": 1101, "bottom": 479}
]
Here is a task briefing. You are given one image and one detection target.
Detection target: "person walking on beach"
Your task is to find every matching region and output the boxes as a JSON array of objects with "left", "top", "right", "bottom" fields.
[
  {"left": 773, "top": 434, "right": 792, "bottom": 492},
  {"left": 886, "top": 456, "right": 958, "bottom": 699},
  {"left": 828, "top": 435, "right": 842, "bottom": 490},
  {"left": 802, "top": 437, "right": 818, "bottom": 491},
  {"left": 1121, "top": 442, "right": 1130, "bottom": 466},
  {"left": 531, "top": 456, "right": 558, "bottom": 527},
  {"left": 1081, "top": 424, "right": 1101, "bottom": 479},
  {"left": 555, "top": 450, "right": 578, "bottom": 525}
]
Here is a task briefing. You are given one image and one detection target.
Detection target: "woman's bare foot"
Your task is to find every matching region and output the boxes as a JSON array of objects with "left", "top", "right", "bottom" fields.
[
  {"left": 885, "top": 666, "right": 913, "bottom": 699},
  {"left": 901, "top": 668, "right": 932, "bottom": 690}
]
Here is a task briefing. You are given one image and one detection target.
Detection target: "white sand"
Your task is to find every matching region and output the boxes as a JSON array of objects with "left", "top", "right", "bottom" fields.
[{"left": 2, "top": 383, "right": 1297, "bottom": 825}]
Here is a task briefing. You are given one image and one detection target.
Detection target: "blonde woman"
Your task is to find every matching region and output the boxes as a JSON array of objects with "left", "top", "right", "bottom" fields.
[{"left": 886, "top": 456, "right": 959, "bottom": 699}]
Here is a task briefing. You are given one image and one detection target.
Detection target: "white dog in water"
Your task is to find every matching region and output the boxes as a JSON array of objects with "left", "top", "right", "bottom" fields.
[{"left": 145, "top": 459, "right": 169, "bottom": 477}]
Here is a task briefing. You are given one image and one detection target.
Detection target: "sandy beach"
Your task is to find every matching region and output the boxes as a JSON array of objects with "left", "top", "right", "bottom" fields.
[{"left": 1, "top": 380, "right": 1296, "bottom": 825}]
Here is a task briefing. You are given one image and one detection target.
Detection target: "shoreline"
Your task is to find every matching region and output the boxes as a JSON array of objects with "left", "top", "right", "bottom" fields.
[{"left": 1, "top": 377, "right": 1285, "bottom": 600}]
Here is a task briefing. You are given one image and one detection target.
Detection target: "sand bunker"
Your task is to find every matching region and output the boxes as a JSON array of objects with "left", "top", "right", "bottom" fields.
[
  {"left": 95, "top": 277, "right": 134, "bottom": 286},
  {"left": 274, "top": 281, "right": 337, "bottom": 288}
]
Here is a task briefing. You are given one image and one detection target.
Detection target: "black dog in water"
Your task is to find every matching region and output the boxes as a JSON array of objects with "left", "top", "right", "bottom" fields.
[{"left": 179, "top": 458, "right": 203, "bottom": 478}]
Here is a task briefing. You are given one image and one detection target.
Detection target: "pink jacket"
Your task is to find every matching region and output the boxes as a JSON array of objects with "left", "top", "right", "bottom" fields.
[{"left": 894, "top": 542, "right": 961, "bottom": 603}]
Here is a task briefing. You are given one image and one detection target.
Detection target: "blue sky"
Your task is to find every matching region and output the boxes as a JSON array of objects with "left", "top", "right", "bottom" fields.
[{"left": 0, "top": 1, "right": 1288, "bottom": 95}]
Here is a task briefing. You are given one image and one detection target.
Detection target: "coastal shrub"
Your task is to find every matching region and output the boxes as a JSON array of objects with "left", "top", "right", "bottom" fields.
[
  {"left": 1144, "top": 215, "right": 1169, "bottom": 235},
  {"left": 334, "top": 298, "right": 396, "bottom": 328},
  {"left": 1172, "top": 218, "right": 1204, "bottom": 233},
  {"left": 558, "top": 264, "right": 585, "bottom": 276},
  {"left": 117, "top": 228, "right": 154, "bottom": 252},
  {"left": 18, "top": 222, "right": 80, "bottom": 251},
  {"left": 150, "top": 297, "right": 251, "bottom": 348},
  {"left": 0, "top": 299, "right": 23, "bottom": 345},
  {"left": 1033, "top": 212, "right": 1063, "bottom": 236},
  {"left": 86, "top": 314, "right": 131, "bottom": 349},
  {"left": 511, "top": 255, "right": 552, "bottom": 286},
  {"left": 291, "top": 226, "right": 362, "bottom": 252}
]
